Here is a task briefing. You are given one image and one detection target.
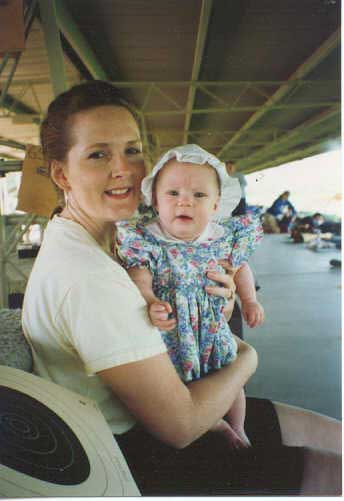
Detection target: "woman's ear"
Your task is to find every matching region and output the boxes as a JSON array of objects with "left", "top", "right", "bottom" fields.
[{"left": 50, "top": 160, "right": 70, "bottom": 192}]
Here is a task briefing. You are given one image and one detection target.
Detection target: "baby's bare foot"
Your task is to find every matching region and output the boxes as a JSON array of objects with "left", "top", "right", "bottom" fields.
[
  {"left": 211, "top": 419, "right": 250, "bottom": 450},
  {"left": 232, "top": 427, "right": 251, "bottom": 448}
]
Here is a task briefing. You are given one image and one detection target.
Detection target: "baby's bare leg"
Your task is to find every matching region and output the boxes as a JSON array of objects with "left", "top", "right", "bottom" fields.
[
  {"left": 224, "top": 388, "right": 251, "bottom": 446},
  {"left": 210, "top": 389, "right": 250, "bottom": 449}
]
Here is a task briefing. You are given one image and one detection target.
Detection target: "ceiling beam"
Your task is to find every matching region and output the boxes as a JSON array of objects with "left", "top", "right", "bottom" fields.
[
  {"left": 150, "top": 127, "right": 290, "bottom": 135},
  {"left": 237, "top": 106, "right": 340, "bottom": 170},
  {"left": 1, "top": 98, "right": 338, "bottom": 121},
  {"left": 217, "top": 28, "right": 340, "bottom": 159},
  {"left": 0, "top": 139, "right": 26, "bottom": 151},
  {"left": 0, "top": 94, "right": 37, "bottom": 116},
  {"left": 114, "top": 79, "right": 336, "bottom": 87},
  {"left": 242, "top": 135, "right": 340, "bottom": 175},
  {"left": 143, "top": 100, "right": 338, "bottom": 117},
  {"left": 7, "top": 78, "right": 337, "bottom": 89},
  {"left": 0, "top": 160, "right": 23, "bottom": 173},
  {"left": 55, "top": 0, "right": 109, "bottom": 80},
  {"left": 182, "top": 0, "right": 213, "bottom": 144}
]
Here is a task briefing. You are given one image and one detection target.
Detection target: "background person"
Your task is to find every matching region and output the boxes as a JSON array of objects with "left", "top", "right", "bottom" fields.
[
  {"left": 291, "top": 214, "right": 341, "bottom": 252},
  {"left": 263, "top": 191, "right": 297, "bottom": 233},
  {"left": 291, "top": 213, "right": 325, "bottom": 243},
  {"left": 22, "top": 81, "right": 341, "bottom": 496}
]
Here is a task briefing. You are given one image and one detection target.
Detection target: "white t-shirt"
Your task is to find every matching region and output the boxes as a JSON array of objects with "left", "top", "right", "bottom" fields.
[{"left": 22, "top": 216, "right": 166, "bottom": 434}]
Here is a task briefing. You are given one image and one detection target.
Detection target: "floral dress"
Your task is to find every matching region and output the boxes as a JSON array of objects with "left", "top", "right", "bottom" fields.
[{"left": 116, "top": 214, "right": 263, "bottom": 382}]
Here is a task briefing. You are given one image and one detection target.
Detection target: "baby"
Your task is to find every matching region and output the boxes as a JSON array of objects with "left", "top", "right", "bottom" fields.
[{"left": 117, "top": 144, "right": 264, "bottom": 448}]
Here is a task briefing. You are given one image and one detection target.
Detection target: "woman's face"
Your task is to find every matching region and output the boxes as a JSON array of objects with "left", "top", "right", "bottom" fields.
[{"left": 56, "top": 105, "right": 145, "bottom": 224}]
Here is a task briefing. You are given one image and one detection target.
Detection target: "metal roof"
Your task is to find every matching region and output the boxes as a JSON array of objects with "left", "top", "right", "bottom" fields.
[{"left": 0, "top": 0, "right": 341, "bottom": 173}]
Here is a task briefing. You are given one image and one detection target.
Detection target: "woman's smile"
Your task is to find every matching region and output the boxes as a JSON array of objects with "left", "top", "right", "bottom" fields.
[{"left": 104, "top": 187, "right": 133, "bottom": 198}]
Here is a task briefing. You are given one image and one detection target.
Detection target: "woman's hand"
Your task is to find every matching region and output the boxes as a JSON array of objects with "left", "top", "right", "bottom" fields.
[{"left": 205, "top": 260, "right": 237, "bottom": 319}]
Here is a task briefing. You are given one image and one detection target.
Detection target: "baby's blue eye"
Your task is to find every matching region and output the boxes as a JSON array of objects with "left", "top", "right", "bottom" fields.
[
  {"left": 168, "top": 190, "right": 179, "bottom": 196},
  {"left": 194, "top": 192, "right": 207, "bottom": 198}
]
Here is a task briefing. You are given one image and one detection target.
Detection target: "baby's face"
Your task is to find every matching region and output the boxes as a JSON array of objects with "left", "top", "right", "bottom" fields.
[{"left": 154, "top": 159, "right": 220, "bottom": 241}]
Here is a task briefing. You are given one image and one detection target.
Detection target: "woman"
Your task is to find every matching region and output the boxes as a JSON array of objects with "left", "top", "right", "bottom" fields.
[{"left": 22, "top": 81, "right": 341, "bottom": 495}]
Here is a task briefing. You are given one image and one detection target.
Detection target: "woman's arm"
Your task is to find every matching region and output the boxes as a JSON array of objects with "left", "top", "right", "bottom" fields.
[{"left": 98, "top": 336, "right": 257, "bottom": 449}]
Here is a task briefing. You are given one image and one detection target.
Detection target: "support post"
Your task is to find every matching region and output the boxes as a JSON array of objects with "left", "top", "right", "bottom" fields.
[
  {"left": 0, "top": 215, "right": 9, "bottom": 308},
  {"left": 55, "top": 0, "right": 108, "bottom": 80},
  {"left": 39, "top": 0, "right": 67, "bottom": 97}
]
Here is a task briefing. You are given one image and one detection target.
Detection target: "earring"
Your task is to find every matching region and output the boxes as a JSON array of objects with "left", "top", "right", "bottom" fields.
[{"left": 64, "top": 191, "right": 69, "bottom": 209}]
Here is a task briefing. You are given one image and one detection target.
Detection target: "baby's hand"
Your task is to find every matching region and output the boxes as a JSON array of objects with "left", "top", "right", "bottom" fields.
[
  {"left": 241, "top": 300, "right": 265, "bottom": 328},
  {"left": 148, "top": 301, "right": 176, "bottom": 331}
]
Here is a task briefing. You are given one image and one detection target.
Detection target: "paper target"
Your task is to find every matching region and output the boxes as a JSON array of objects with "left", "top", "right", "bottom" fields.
[{"left": 0, "top": 366, "right": 140, "bottom": 497}]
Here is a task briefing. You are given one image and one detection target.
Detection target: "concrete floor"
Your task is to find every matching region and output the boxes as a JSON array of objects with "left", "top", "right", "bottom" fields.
[{"left": 246, "top": 234, "right": 341, "bottom": 420}]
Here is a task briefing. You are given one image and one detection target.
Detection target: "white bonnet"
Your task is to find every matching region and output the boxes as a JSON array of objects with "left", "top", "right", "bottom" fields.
[{"left": 141, "top": 144, "right": 241, "bottom": 219}]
